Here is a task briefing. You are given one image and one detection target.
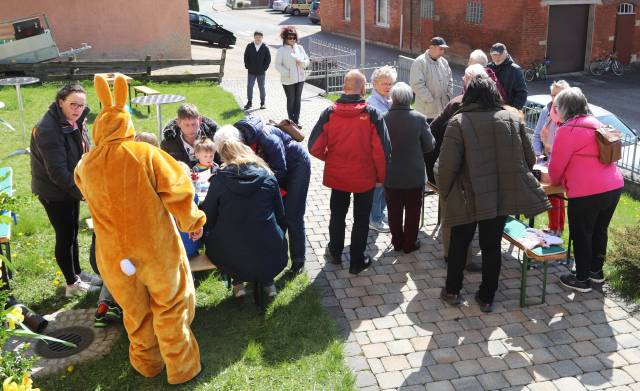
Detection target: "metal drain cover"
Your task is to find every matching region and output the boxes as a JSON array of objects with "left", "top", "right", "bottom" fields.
[{"left": 34, "top": 326, "right": 95, "bottom": 359}]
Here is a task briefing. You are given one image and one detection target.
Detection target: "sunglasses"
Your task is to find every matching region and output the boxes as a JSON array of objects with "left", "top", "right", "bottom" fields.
[{"left": 287, "top": 36, "right": 297, "bottom": 40}]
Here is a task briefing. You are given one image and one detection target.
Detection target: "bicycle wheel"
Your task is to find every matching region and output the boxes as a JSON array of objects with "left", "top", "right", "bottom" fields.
[
  {"left": 524, "top": 69, "right": 536, "bottom": 82},
  {"left": 540, "top": 67, "right": 547, "bottom": 81},
  {"left": 612, "top": 60, "right": 624, "bottom": 76},
  {"left": 589, "top": 61, "right": 604, "bottom": 76}
]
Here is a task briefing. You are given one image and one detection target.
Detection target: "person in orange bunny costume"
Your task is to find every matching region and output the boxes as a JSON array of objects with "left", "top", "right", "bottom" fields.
[{"left": 74, "top": 74, "right": 206, "bottom": 384}]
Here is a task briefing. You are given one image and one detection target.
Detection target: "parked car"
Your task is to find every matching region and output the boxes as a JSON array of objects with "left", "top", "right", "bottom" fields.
[
  {"left": 288, "top": 0, "right": 312, "bottom": 15},
  {"left": 189, "top": 11, "right": 236, "bottom": 48},
  {"left": 273, "top": 0, "right": 291, "bottom": 12},
  {"left": 308, "top": 0, "right": 320, "bottom": 24}
]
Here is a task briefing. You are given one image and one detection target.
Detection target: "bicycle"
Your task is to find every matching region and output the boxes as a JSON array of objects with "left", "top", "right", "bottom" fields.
[
  {"left": 524, "top": 58, "right": 551, "bottom": 82},
  {"left": 589, "top": 52, "right": 624, "bottom": 76}
]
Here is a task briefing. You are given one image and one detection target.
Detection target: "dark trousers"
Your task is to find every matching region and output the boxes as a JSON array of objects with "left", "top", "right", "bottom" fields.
[
  {"left": 446, "top": 216, "right": 508, "bottom": 303},
  {"left": 247, "top": 73, "right": 266, "bottom": 104},
  {"left": 282, "top": 82, "right": 304, "bottom": 124},
  {"left": 328, "top": 188, "right": 374, "bottom": 265},
  {"left": 283, "top": 160, "right": 311, "bottom": 265},
  {"left": 568, "top": 188, "right": 622, "bottom": 281},
  {"left": 40, "top": 198, "right": 81, "bottom": 285},
  {"left": 385, "top": 186, "right": 423, "bottom": 252}
]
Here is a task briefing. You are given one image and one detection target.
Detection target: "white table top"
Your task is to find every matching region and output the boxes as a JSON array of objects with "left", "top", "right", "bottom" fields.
[
  {"left": 0, "top": 77, "right": 40, "bottom": 86},
  {"left": 131, "top": 94, "right": 185, "bottom": 106}
]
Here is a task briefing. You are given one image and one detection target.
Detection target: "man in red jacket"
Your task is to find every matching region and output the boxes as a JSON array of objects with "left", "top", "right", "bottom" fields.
[{"left": 308, "top": 70, "right": 391, "bottom": 275}]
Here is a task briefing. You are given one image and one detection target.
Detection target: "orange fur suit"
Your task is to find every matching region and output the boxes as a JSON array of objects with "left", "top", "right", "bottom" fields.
[{"left": 74, "top": 75, "right": 206, "bottom": 384}]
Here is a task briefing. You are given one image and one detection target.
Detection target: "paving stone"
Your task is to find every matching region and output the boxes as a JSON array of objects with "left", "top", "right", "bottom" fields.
[
  {"left": 546, "top": 329, "right": 576, "bottom": 345},
  {"left": 502, "top": 368, "right": 533, "bottom": 386},
  {"left": 368, "top": 358, "right": 385, "bottom": 374},
  {"left": 409, "top": 336, "right": 433, "bottom": 351},
  {"left": 552, "top": 377, "right": 587, "bottom": 391},
  {"left": 453, "top": 359, "right": 484, "bottom": 377},
  {"left": 343, "top": 341, "right": 363, "bottom": 356},
  {"left": 603, "top": 368, "right": 635, "bottom": 386},
  {"left": 574, "top": 356, "right": 606, "bottom": 372},
  {"left": 375, "top": 371, "right": 405, "bottom": 389},
  {"left": 592, "top": 337, "right": 620, "bottom": 353},
  {"left": 616, "top": 333, "right": 640, "bottom": 349},
  {"left": 528, "top": 347, "right": 556, "bottom": 364},
  {"left": 572, "top": 341, "right": 601, "bottom": 356},
  {"left": 454, "top": 344, "right": 484, "bottom": 360},
  {"left": 479, "top": 339, "right": 508, "bottom": 356},
  {"left": 525, "top": 333, "right": 555, "bottom": 348},
  {"left": 502, "top": 322, "right": 528, "bottom": 337},
  {"left": 401, "top": 367, "right": 432, "bottom": 385},
  {"left": 576, "top": 371, "right": 611, "bottom": 390},
  {"left": 381, "top": 355, "right": 411, "bottom": 371},
  {"left": 568, "top": 326, "right": 597, "bottom": 341},
  {"left": 477, "top": 356, "right": 508, "bottom": 373},
  {"left": 530, "top": 364, "right": 560, "bottom": 382},
  {"left": 622, "top": 363, "right": 640, "bottom": 381},
  {"left": 477, "top": 372, "right": 510, "bottom": 390},
  {"left": 551, "top": 359, "right": 583, "bottom": 377},
  {"left": 390, "top": 326, "right": 417, "bottom": 340},
  {"left": 356, "top": 370, "right": 378, "bottom": 388},
  {"left": 433, "top": 332, "right": 459, "bottom": 348},
  {"left": 450, "top": 376, "right": 482, "bottom": 391},
  {"left": 368, "top": 329, "right": 394, "bottom": 343},
  {"left": 424, "top": 380, "right": 455, "bottom": 391},
  {"left": 362, "top": 343, "right": 390, "bottom": 359},
  {"left": 548, "top": 344, "right": 579, "bottom": 360},
  {"left": 431, "top": 347, "right": 460, "bottom": 364},
  {"left": 618, "top": 348, "right": 640, "bottom": 364},
  {"left": 373, "top": 316, "right": 399, "bottom": 329},
  {"left": 528, "top": 381, "right": 559, "bottom": 391},
  {"left": 346, "top": 356, "right": 369, "bottom": 372},
  {"left": 428, "top": 363, "right": 458, "bottom": 381},
  {"left": 598, "top": 352, "right": 629, "bottom": 369},
  {"left": 406, "top": 351, "right": 435, "bottom": 368},
  {"left": 611, "top": 320, "right": 637, "bottom": 334},
  {"left": 386, "top": 340, "right": 415, "bottom": 355}
]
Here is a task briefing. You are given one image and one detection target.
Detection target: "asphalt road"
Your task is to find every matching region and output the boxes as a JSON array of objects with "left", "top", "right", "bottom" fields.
[{"left": 197, "top": 0, "right": 640, "bottom": 131}]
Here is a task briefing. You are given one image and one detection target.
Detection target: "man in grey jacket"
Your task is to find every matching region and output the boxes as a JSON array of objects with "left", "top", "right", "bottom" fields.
[{"left": 409, "top": 37, "right": 453, "bottom": 121}]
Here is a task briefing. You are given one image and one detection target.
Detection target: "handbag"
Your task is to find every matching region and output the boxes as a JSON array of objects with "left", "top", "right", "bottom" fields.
[
  {"left": 267, "top": 119, "right": 305, "bottom": 142},
  {"left": 573, "top": 124, "right": 622, "bottom": 164}
]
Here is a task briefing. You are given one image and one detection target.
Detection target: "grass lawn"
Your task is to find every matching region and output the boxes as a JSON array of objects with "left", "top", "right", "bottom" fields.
[{"left": 0, "top": 81, "right": 354, "bottom": 390}]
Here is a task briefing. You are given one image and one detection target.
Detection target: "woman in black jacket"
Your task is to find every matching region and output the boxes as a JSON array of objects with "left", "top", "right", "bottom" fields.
[{"left": 30, "top": 84, "right": 100, "bottom": 297}]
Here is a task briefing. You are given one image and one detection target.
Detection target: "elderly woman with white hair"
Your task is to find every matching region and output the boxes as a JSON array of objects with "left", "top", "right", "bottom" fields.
[
  {"left": 367, "top": 65, "right": 397, "bottom": 233},
  {"left": 548, "top": 87, "right": 624, "bottom": 293},
  {"left": 383, "top": 82, "right": 435, "bottom": 253},
  {"left": 468, "top": 49, "right": 508, "bottom": 103}
]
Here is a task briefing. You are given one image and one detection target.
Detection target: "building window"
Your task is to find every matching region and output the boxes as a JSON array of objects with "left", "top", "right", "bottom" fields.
[
  {"left": 617, "top": 3, "right": 634, "bottom": 14},
  {"left": 344, "top": 0, "right": 351, "bottom": 20},
  {"left": 466, "top": 1, "right": 483, "bottom": 24},
  {"left": 376, "top": 0, "right": 389, "bottom": 27},
  {"left": 420, "top": 0, "right": 435, "bottom": 19}
]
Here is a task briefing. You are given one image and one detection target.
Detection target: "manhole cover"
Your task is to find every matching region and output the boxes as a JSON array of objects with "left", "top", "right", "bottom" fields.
[{"left": 34, "top": 326, "right": 95, "bottom": 359}]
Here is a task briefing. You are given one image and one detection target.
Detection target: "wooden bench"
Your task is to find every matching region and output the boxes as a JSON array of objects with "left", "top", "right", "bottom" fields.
[
  {"left": 133, "top": 86, "right": 160, "bottom": 114},
  {"left": 503, "top": 216, "right": 567, "bottom": 307}
]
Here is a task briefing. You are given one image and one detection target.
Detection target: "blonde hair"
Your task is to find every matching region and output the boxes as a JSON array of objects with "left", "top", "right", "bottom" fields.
[
  {"left": 195, "top": 137, "right": 215, "bottom": 153},
  {"left": 134, "top": 132, "right": 159, "bottom": 147},
  {"left": 217, "top": 138, "right": 272, "bottom": 174}
]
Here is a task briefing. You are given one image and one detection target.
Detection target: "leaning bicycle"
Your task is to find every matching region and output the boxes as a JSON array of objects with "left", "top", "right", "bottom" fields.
[
  {"left": 589, "top": 52, "right": 624, "bottom": 76},
  {"left": 524, "top": 58, "right": 551, "bottom": 82}
]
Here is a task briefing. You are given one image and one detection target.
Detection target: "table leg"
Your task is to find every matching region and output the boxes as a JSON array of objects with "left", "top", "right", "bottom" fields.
[
  {"left": 15, "top": 85, "right": 26, "bottom": 145},
  {"left": 155, "top": 104, "right": 163, "bottom": 141}
]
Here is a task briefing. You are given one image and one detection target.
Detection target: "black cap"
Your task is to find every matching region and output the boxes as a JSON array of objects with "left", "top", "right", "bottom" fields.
[
  {"left": 490, "top": 43, "right": 507, "bottom": 54},
  {"left": 430, "top": 37, "right": 449, "bottom": 48}
]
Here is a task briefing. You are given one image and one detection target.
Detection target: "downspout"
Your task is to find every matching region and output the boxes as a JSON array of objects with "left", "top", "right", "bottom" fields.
[
  {"left": 409, "top": 0, "right": 414, "bottom": 52},
  {"left": 400, "top": 0, "right": 404, "bottom": 49}
]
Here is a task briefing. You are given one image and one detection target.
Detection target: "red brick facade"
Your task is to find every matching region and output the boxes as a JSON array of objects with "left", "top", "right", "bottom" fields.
[{"left": 321, "top": 0, "right": 640, "bottom": 71}]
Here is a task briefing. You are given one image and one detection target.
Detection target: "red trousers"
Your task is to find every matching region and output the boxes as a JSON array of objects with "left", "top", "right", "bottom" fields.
[
  {"left": 385, "top": 187, "right": 423, "bottom": 252},
  {"left": 548, "top": 194, "right": 566, "bottom": 233}
]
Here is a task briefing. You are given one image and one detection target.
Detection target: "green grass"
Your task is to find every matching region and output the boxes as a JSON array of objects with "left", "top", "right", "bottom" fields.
[{"left": 0, "top": 82, "right": 354, "bottom": 390}]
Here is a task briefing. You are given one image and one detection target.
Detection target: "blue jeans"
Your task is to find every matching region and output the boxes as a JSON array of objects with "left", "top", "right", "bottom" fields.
[
  {"left": 247, "top": 73, "right": 266, "bottom": 104},
  {"left": 284, "top": 158, "right": 311, "bottom": 265},
  {"left": 370, "top": 186, "right": 386, "bottom": 223}
]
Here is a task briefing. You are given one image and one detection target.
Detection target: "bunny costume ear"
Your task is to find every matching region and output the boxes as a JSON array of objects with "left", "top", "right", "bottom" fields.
[
  {"left": 94, "top": 75, "right": 113, "bottom": 108},
  {"left": 113, "top": 75, "right": 128, "bottom": 109}
]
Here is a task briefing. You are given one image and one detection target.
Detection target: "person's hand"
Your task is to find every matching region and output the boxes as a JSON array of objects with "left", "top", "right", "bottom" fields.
[
  {"left": 375, "top": 183, "right": 383, "bottom": 188},
  {"left": 190, "top": 227, "right": 203, "bottom": 241}
]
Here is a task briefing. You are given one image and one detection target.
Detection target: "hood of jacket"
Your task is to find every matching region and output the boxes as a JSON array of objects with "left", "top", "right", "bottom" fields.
[
  {"left": 46, "top": 101, "right": 90, "bottom": 134},
  {"left": 333, "top": 94, "right": 367, "bottom": 118},
  {"left": 216, "top": 163, "right": 270, "bottom": 196},
  {"left": 234, "top": 115, "right": 265, "bottom": 145}
]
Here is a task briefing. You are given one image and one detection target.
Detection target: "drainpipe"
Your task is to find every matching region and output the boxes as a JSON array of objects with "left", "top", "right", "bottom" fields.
[
  {"left": 360, "top": 0, "right": 365, "bottom": 68},
  {"left": 409, "top": 0, "right": 414, "bottom": 52},
  {"left": 400, "top": 0, "right": 404, "bottom": 49}
]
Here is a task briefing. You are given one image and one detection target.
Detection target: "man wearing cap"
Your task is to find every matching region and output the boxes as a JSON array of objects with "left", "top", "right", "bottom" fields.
[
  {"left": 244, "top": 30, "right": 271, "bottom": 110},
  {"left": 409, "top": 37, "right": 453, "bottom": 121},
  {"left": 487, "top": 43, "right": 528, "bottom": 110}
]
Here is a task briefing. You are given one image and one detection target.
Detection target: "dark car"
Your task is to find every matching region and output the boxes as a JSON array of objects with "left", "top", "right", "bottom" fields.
[
  {"left": 308, "top": 0, "right": 320, "bottom": 24},
  {"left": 189, "top": 11, "right": 236, "bottom": 48}
]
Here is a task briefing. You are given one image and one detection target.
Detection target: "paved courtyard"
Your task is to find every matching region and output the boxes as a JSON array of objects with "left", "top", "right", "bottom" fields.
[{"left": 221, "top": 77, "right": 640, "bottom": 391}]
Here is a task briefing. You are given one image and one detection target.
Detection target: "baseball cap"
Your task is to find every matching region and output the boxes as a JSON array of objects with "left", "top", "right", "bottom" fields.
[
  {"left": 490, "top": 43, "right": 507, "bottom": 54},
  {"left": 430, "top": 37, "right": 449, "bottom": 48}
]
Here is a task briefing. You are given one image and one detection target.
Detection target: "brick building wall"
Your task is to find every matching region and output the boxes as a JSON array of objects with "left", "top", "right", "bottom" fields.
[{"left": 322, "top": 0, "right": 640, "bottom": 69}]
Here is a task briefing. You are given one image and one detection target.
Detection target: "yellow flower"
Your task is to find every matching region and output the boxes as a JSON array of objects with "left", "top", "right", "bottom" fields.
[
  {"left": 52, "top": 279, "right": 60, "bottom": 287},
  {"left": 6, "top": 305, "right": 24, "bottom": 330},
  {"left": 66, "top": 365, "right": 74, "bottom": 373},
  {"left": 3, "top": 377, "right": 18, "bottom": 391},
  {"left": 55, "top": 271, "right": 62, "bottom": 277}
]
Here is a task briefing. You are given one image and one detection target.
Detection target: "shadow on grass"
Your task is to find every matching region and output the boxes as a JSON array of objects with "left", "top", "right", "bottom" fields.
[{"left": 220, "top": 108, "right": 244, "bottom": 120}]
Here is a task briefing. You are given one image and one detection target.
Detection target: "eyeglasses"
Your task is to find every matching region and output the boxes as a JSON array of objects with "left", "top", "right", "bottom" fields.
[
  {"left": 287, "top": 36, "right": 297, "bottom": 40},
  {"left": 68, "top": 102, "right": 86, "bottom": 110}
]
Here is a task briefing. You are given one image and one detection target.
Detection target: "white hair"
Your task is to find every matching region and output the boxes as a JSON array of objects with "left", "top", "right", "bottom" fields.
[
  {"left": 550, "top": 79, "right": 570, "bottom": 93},
  {"left": 464, "top": 63, "right": 488, "bottom": 78},
  {"left": 554, "top": 87, "right": 590, "bottom": 122},
  {"left": 468, "top": 49, "right": 488, "bottom": 66},
  {"left": 213, "top": 125, "right": 242, "bottom": 152},
  {"left": 390, "top": 82, "right": 414, "bottom": 106},
  {"left": 371, "top": 65, "right": 397, "bottom": 84}
]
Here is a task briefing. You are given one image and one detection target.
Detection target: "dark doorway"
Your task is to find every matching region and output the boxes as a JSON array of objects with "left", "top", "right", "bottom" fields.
[
  {"left": 615, "top": 3, "right": 635, "bottom": 64},
  {"left": 546, "top": 4, "right": 590, "bottom": 74}
]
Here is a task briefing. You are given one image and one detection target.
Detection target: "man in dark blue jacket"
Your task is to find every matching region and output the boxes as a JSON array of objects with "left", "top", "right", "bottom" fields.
[
  {"left": 244, "top": 31, "right": 271, "bottom": 110},
  {"left": 234, "top": 116, "right": 311, "bottom": 276},
  {"left": 488, "top": 43, "right": 528, "bottom": 110}
]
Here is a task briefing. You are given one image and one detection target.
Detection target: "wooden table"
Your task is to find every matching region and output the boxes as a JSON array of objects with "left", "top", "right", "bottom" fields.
[{"left": 94, "top": 73, "right": 133, "bottom": 107}]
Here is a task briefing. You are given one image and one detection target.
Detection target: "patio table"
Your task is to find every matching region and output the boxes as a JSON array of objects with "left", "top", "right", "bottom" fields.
[{"left": 131, "top": 94, "right": 185, "bottom": 140}]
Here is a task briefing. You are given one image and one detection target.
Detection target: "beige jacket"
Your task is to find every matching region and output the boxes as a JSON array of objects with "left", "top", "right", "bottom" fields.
[{"left": 409, "top": 50, "right": 453, "bottom": 119}]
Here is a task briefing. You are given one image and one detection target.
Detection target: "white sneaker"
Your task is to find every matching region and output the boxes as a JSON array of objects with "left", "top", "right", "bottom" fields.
[
  {"left": 65, "top": 279, "right": 100, "bottom": 297},
  {"left": 78, "top": 271, "right": 103, "bottom": 286},
  {"left": 233, "top": 283, "right": 246, "bottom": 298},
  {"left": 264, "top": 284, "right": 277, "bottom": 297},
  {"left": 369, "top": 220, "right": 390, "bottom": 233}
]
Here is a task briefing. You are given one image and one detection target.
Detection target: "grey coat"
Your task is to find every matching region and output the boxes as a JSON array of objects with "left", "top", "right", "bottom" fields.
[
  {"left": 409, "top": 51, "right": 453, "bottom": 119},
  {"left": 384, "top": 104, "right": 435, "bottom": 189},
  {"left": 436, "top": 103, "right": 550, "bottom": 227}
]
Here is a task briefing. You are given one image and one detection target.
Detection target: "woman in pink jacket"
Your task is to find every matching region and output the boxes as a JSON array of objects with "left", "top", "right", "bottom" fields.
[{"left": 548, "top": 87, "right": 624, "bottom": 293}]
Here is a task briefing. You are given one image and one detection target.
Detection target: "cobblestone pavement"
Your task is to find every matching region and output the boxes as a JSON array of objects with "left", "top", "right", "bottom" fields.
[{"left": 221, "top": 77, "right": 640, "bottom": 391}]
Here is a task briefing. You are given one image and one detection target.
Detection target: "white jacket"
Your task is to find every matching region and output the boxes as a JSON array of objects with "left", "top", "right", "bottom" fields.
[
  {"left": 409, "top": 50, "right": 453, "bottom": 119},
  {"left": 275, "top": 44, "right": 310, "bottom": 85}
]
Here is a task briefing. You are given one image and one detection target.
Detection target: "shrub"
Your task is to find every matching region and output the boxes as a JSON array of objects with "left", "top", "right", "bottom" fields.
[
  {"left": 188, "top": 0, "right": 200, "bottom": 11},
  {"left": 605, "top": 223, "right": 640, "bottom": 301}
]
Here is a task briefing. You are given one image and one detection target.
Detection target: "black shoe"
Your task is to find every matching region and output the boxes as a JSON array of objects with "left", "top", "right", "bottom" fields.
[
  {"left": 475, "top": 292, "right": 494, "bottom": 313},
  {"left": 349, "top": 256, "right": 372, "bottom": 275},
  {"left": 404, "top": 240, "right": 421, "bottom": 254},
  {"left": 287, "top": 262, "right": 305, "bottom": 277},
  {"left": 260, "top": 103, "right": 265, "bottom": 109},
  {"left": 590, "top": 270, "right": 605, "bottom": 283},
  {"left": 440, "top": 287, "right": 462, "bottom": 306},
  {"left": 244, "top": 102, "right": 252, "bottom": 110},
  {"left": 465, "top": 261, "right": 482, "bottom": 273},
  {"left": 559, "top": 273, "right": 592, "bottom": 293},
  {"left": 324, "top": 247, "right": 342, "bottom": 265}
]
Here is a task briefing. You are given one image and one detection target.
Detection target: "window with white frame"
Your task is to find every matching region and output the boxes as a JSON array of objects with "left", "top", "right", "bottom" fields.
[
  {"left": 376, "top": 0, "right": 389, "bottom": 26},
  {"left": 344, "top": 0, "right": 351, "bottom": 20},
  {"left": 421, "top": 0, "right": 435, "bottom": 19},
  {"left": 466, "top": 1, "right": 483, "bottom": 24},
  {"left": 618, "top": 3, "right": 635, "bottom": 14}
]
